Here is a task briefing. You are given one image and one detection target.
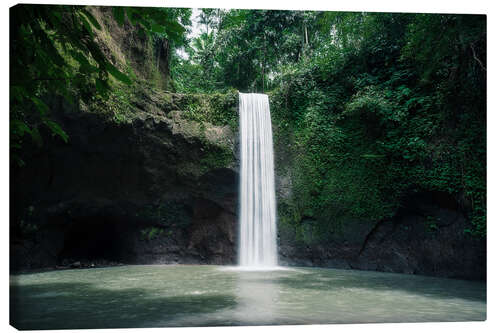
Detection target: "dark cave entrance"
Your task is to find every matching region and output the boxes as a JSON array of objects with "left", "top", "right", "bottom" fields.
[{"left": 58, "top": 215, "right": 136, "bottom": 264}]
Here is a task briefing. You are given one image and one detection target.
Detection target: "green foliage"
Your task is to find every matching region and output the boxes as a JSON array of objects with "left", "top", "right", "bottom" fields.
[
  {"left": 168, "top": 91, "right": 237, "bottom": 174},
  {"left": 137, "top": 201, "right": 191, "bottom": 228},
  {"left": 200, "top": 145, "right": 234, "bottom": 172},
  {"left": 112, "top": 6, "right": 190, "bottom": 46},
  {"left": 10, "top": 4, "right": 191, "bottom": 166},
  {"left": 140, "top": 227, "right": 165, "bottom": 241},
  {"left": 172, "top": 9, "right": 329, "bottom": 92},
  {"left": 425, "top": 216, "right": 439, "bottom": 232},
  {"left": 178, "top": 90, "right": 239, "bottom": 130},
  {"left": 266, "top": 12, "right": 485, "bottom": 240},
  {"left": 86, "top": 82, "right": 136, "bottom": 123}
]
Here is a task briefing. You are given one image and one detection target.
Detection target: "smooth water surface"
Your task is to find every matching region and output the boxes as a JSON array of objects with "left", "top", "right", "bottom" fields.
[
  {"left": 10, "top": 265, "right": 486, "bottom": 329},
  {"left": 239, "top": 93, "right": 278, "bottom": 267}
]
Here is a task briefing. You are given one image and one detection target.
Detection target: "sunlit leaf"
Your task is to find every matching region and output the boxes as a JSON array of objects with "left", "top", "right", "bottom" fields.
[
  {"left": 95, "top": 78, "right": 109, "bottom": 95},
  {"left": 11, "top": 119, "right": 31, "bottom": 136},
  {"left": 112, "top": 7, "right": 125, "bottom": 26},
  {"left": 44, "top": 120, "right": 69, "bottom": 143},
  {"left": 81, "top": 9, "right": 102, "bottom": 30},
  {"left": 164, "top": 20, "right": 185, "bottom": 34},
  {"left": 30, "top": 97, "right": 49, "bottom": 115},
  {"left": 105, "top": 62, "right": 132, "bottom": 85},
  {"left": 151, "top": 23, "right": 164, "bottom": 33},
  {"left": 79, "top": 13, "right": 92, "bottom": 33}
]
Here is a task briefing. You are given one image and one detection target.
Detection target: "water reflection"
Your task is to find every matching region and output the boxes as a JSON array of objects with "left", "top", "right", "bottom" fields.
[{"left": 234, "top": 271, "right": 280, "bottom": 325}]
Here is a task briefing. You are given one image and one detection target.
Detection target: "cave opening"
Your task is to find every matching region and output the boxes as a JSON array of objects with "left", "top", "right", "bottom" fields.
[{"left": 58, "top": 215, "right": 135, "bottom": 264}]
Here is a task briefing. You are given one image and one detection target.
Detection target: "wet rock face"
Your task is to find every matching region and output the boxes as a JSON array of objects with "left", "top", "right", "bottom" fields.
[
  {"left": 90, "top": 6, "right": 174, "bottom": 91},
  {"left": 277, "top": 191, "right": 486, "bottom": 281},
  {"left": 11, "top": 94, "right": 239, "bottom": 272}
]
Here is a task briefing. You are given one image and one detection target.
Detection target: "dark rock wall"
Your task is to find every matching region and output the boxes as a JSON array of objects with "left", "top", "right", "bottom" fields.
[
  {"left": 274, "top": 159, "right": 486, "bottom": 280},
  {"left": 277, "top": 195, "right": 486, "bottom": 280},
  {"left": 10, "top": 94, "right": 238, "bottom": 272}
]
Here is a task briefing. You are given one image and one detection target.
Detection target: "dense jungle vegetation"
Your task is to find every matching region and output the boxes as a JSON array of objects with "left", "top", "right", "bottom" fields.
[
  {"left": 10, "top": 6, "right": 486, "bottom": 241},
  {"left": 176, "top": 9, "right": 486, "bottom": 239}
]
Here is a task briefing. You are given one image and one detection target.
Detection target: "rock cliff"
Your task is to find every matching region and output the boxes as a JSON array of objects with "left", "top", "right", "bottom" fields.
[{"left": 11, "top": 88, "right": 240, "bottom": 271}]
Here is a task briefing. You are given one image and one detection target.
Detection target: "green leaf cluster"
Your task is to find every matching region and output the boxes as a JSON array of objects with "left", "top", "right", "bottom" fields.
[{"left": 10, "top": 5, "right": 191, "bottom": 166}]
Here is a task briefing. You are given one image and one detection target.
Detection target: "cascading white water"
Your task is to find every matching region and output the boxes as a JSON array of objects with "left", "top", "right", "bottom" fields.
[{"left": 238, "top": 93, "right": 278, "bottom": 268}]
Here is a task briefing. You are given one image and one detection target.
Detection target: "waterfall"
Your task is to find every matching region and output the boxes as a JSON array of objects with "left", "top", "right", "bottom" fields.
[{"left": 238, "top": 93, "right": 278, "bottom": 267}]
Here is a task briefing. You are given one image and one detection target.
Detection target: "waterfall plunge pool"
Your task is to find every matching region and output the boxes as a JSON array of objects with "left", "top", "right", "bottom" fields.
[{"left": 10, "top": 264, "right": 485, "bottom": 329}]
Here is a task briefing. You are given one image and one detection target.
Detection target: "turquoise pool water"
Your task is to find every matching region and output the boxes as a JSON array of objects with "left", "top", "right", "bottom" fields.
[{"left": 10, "top": 264, "right": 486, "bottom": 329}]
